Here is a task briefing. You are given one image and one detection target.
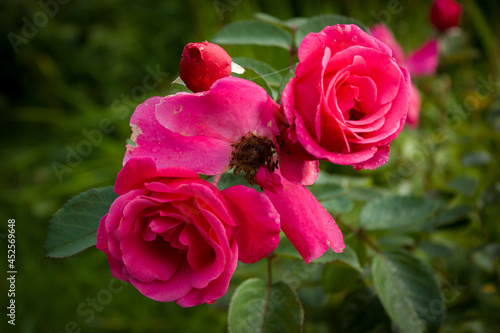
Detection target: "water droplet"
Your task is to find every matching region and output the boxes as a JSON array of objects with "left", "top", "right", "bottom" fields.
[
  {"left": 174, "top": 105, "right": 183, "bottom": 114},
  {"left": 196, "top": 123, "right": 205, "bottom": 131}
]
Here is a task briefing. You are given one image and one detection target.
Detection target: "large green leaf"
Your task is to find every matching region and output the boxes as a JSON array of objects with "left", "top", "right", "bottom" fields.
[
  {"left": 295, "top": 14, "right": 369, "bottom": 46},
  {"left": 338, "top": 287, "right": 390, "bottom": 333},
  {"left": 228, "top": 278, "right": 303, "bottom": 333},
  {"left": 425, "top": 205, "right": 473, "bottom": 229},
  {"left": 321, "top": 264, "right": 361, "bottom": 293},
  {"left": 372, "top": 250, "right": 444, "bottom": 333},
  {"left": 212, "top": 20, "right": 292, "bottom": 50},
  {"left": 44, "top": 186, "right": 117, "bottom": 258},
  {"left": 359, "top": 195, "right": 437, "bottom": 230}
]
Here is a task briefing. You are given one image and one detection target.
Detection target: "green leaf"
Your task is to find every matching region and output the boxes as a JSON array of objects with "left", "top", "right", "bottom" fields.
[
  {"left": 254, "top": 12, "right": 286, "bottom": 27},
  {"left": 447, "top": 175, "right": 478, "bottom": 197},
  {"left": 277, "top": 63, "right": 296, "bottom": 103},
  {"left": 215, "top": 171, "right": 261, "bottom": 192},
  {"left": 44, "top": 186, "right": 118, "bottom": 258},
  {"left": 295, "top": 14, "right": 369, "bottom": 46},
  {"left": 461, "top": 150, "right": 492, "bottom": 166},
  {"left": 232, "top": 66, "right": 275, "bottom": 100},
  {"left": 338, "top": 287, "right": 390, "bottom": 333},
  {"left": 359, "top": 195, "right": 437, "bottom": 230},
  {"left": 321, "top": 264, "right": 361, "bottom": 293},
  {"left": 314, "top": 245, "right": 362, "bottom": 271},
  {"left": 426, "top": 205, "right": 473, "bottom": 229},
  {"left": 232, "top": 57, "right": 283, "bottom": 88},
  {"left": 321, "top": 196, "right": 354, "bottom": 214},
  {"left": 372, "top": 250, "right": 444, "bottom": 333},
  {"left": 168, "top": 80, "right": 192, "bottom": 95},
  {"left": 212, "top": 20, "right": 292, "bottom": 51},
  {"left": 228, "top": 278, "right": 304, "bottom": 333}
]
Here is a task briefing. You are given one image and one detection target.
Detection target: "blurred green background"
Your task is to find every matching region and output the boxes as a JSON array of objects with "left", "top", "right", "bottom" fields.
[{"left": 1, "top": 0, "right": 499, "bottom": 332}]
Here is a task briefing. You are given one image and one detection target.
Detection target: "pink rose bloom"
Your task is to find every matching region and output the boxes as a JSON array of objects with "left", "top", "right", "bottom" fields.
[
  {"left": 179, "top": 41, "right": 232, "bottom": 92},
  {"left": 281, "top": 24, "right": 412, "bottom": 170},
  {"left": 430, "top": 0, "right": 462, "bottom": 31},
  {"left": 97, "top": 156, "right": 280, "bottom": 307},
  {"left": 125, "top": 77, "right": 344, "bottom": 263},
  {"left": 370, "top": 24, "right": 439, "bottom": 128}
]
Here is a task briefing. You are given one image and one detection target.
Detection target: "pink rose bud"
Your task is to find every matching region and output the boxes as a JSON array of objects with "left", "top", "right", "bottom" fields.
[
  {"left": 179, "top": 41, "right": 232, "bottom": 92},
  {"left": 430, "top": 0, "right": 462, "bottom": 31}
]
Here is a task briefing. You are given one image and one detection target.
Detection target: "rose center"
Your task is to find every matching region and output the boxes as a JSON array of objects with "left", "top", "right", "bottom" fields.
[
  {"left": 348, "top": 108, "right": 365, "bottom": 121},
  {"left": 229, "top": 133, "right": 277, "bottom": 185}
]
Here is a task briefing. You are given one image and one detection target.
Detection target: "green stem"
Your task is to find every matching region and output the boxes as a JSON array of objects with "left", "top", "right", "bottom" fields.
[{"left": 267, "top": 253, "right": 274, "bottom": 287}]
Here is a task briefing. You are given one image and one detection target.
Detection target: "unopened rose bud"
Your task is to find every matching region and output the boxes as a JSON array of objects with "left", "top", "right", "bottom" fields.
[
  {"left": 179, "top": 41, "right": 232, "bottom": 92},
  {"left": 430, "top": 0, "right": 462, "bottom": 31}
]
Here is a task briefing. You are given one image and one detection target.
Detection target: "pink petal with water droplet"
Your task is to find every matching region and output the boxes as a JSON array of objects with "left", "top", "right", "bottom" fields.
[
  {"left": 263, "top": 169, "right": 345, "bottom": 264},
  {"left": 124, "top": 97, "right": 233, "bottom": 175}
]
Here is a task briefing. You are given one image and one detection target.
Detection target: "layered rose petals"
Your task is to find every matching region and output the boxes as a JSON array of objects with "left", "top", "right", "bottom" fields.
[
  {"left": 370, "top": 24, "right": 439, "bottom": 129},
  {"left": 282, "top": 24, "right": 411, "bottom": 170},
  {"left": 97, "top": 157, "right": 280, "bottom": 307}
]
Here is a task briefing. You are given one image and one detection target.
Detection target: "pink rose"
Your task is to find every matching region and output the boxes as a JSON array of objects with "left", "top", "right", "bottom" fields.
[
  {"left": 96, "top": 157, "right": 280, "bottom": 307},
  {"left": 370, "top": 24, "right": 439, "bottom": 128},
  {"left": 179, "top": 41, "right": 232, "bottom": 92},
  {"left": 430, "top": 0, "right": 462, "bottom": 31},
  {"left": 125, "top": 77, "right": 344, "bottom": 263},
  {"left": 281, "top": 24, "right": 412, "bottom": 170}
]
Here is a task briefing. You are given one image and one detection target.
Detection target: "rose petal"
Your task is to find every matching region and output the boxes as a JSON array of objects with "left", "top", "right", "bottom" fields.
[
  {"left": 121, "top": 232, "right": 183, "bottom": 282},
  {"left": 255, "top": 166, "right": 284, "bottom": 194},
  {"left": 406, "top": 83, "right": 421, "bottom": 128},
  {"left": 352, "top": 67, "right": 411, "bottom": 146},
  {"left": 124, "top": 99, "right": 233, "bottom": 176},
  {"left": 222, "top": 185, "right": 280, "bottom": 263},
  {"left": 97, "top": 214, "right": 129, "bottom": 281},
  {"left": 131, "top": 260, "right": 193, "bottom": 302},
  {"left": 406, "top": 39, "right": 439, "bottom": 77},
  {"left": 176, "top": 240, "right": 238, "bottom": 307},
  {"left": 295, "top": 114, "right": 377, "bottom": 164},
  {"left": 155, "top": 77, "right": 278, "bottom": 143},
  {"left": 263, "top": 170, "right": 344, "bottom": 264},
  {"left": 278, "top": 152, "right": 319, "bottom": 186},
  {"left": 179, "top": 224, "right": 216, "bottom": 272},
  {"left": 369, "top": 24, "right": 406, "bottom": 65},
  {"left": 144, "top": 179, "right": 235, "bottom": 229},
  {"left": 353, "top": 145, "right": 390, "bottom": 170}
]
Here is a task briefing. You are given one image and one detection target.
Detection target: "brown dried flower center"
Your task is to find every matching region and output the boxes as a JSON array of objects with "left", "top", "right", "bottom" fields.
[{"left": 229, "top": 133, "right": 278, "bottom": 185}]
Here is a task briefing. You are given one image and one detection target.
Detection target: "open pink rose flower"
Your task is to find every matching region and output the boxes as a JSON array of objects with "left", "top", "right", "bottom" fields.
[
  {"left": 280, "top": 24, "right": 412, "bottom": 170},
  {"left": 97, "top": 156, "right": 280, "bottom": 307},
  {"left": 125, "top": 77, "right": 344, "bottom": 263},
  {"left": 370, "top": 24, "right": 439, "bottom": 128}
]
